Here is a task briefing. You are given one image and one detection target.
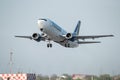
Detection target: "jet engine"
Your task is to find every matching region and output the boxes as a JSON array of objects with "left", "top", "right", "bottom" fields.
[
  {"left": 66, "top": 33, "right": 72, "bottom": 39},
  {"left": 32, "top": 33, "right": 41, "bottom": 42}
]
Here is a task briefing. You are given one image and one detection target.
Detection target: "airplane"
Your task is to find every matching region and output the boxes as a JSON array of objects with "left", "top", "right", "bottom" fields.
[{"left": 15, "top": 18, "right": 114, "bottom": 48}]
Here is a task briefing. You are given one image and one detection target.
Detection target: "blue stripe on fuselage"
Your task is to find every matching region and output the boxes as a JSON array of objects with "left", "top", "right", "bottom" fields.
[{"left": 51, "top": 21, "right": 62, "bottom": 32}]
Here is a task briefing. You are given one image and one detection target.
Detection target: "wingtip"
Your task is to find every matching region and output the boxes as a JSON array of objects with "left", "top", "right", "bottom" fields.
[
  {"left": 14, "top": 35, "right": 17, "bottom": 37},
  {"left": 107, "top": 35, "right": 114, "bottom": 37},
  {"left": 14, "top": 35, "right": 19, "bottom": 37},
  {"left": 111, "top": 35, "right": 114, "bottom": 37},
  {"left": 94, "top": 41, "right": 101, "bottom": 43}
]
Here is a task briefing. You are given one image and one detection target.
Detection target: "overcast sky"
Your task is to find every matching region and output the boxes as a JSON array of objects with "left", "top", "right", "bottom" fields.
[{"left": 0, "top": 0, "right": 120, "bottom": 76}]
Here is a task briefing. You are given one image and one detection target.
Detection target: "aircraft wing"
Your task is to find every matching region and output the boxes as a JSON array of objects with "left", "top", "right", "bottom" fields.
[
  {"left": 15, "top": 36, "right": 32, "bottom": 39},
  {"left": 75, "top": 35, "right": 114, "bottom": 40},
  {"left": 78, "top": 41, "right": 101, "bottom": 44},
  {"left": 15, "top": 35, "right": 46, "bottom": 41}
]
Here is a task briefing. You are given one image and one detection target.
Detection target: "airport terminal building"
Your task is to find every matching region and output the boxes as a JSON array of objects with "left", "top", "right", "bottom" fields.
[{"left": 0, "top": 73, "right": 36, "bottom": 80}]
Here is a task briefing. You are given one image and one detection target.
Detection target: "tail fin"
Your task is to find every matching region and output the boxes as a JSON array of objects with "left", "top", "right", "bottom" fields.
[{"left": 73, "top": 20, "right": 81, "bottom": 35}]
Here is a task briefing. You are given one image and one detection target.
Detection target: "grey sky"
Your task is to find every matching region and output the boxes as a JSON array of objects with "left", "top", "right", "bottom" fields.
[{"left": 0, "top": 0, "right": 120, "bottom": 75}]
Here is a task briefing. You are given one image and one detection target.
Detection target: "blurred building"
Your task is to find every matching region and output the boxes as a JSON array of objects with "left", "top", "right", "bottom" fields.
[
  {"left": 113, "top": 75, "right": 120, "bottom": 80},
  {"left": 0, "top": 77, "right": 3, "bottom": 80},
  {"left": 0, "top": 73, "right": 36, "bottom": 80},
  {"left": 72, "top": 74, "right": 99, "bottom": 80},
  {"left": 99, "top": 74, "right": 112, "bottom": 80}
]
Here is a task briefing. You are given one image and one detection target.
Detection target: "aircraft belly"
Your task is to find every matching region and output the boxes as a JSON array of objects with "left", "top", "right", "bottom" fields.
[
  {"left": 43, "top": 26, "right": 64, "bottom": 41},
  {"left": 60, "top": 41, "right": 79, "bottom": 48}
]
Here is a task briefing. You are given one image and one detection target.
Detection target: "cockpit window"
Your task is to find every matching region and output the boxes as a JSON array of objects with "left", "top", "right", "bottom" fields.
[{"left": 39, "top": 19, "right": 47, "bottom": 21}]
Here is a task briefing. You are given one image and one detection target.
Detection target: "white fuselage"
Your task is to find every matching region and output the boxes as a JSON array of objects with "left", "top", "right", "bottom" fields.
[{"left": 37, "top": 18, "right": 79, "bottom": 48}]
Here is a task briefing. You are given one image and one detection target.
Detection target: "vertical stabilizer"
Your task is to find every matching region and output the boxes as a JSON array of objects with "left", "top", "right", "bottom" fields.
[{"left": 73, "top": 20, "right": 81, "bottom": 35}]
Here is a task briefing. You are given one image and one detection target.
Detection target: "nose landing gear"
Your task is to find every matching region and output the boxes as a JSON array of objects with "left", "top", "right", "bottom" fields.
[{"left": 47, "top": 40, "right": 52, "bottom": 48}]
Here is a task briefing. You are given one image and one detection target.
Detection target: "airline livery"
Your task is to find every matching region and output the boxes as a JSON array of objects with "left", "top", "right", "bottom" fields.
[{"left": 15, "top": 18, "right": 114, "bottom": 48}]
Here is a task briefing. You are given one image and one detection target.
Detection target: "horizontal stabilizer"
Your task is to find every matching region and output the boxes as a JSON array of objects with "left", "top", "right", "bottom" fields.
[{"left": 78, "top": 41, "right": 101, "bottom": 44}]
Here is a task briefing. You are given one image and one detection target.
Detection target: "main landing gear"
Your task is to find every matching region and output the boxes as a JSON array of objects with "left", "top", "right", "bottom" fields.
[
  {"left": 47, "top": 43, "right": 52, "bottom": 48},
  {"left": 65, "top": 43, "right": 70, "bottom": 47}
]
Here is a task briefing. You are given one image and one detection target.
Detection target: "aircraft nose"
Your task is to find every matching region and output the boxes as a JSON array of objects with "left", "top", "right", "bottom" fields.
[
  {"left": 37, "top": 19, "right": 47, "bottom": 31},
  {"left": 37, "top": 19, "right": 41, "bottom": 25},
  {"left": 37, "top": 19, "right": 43, "bottom": 30}
]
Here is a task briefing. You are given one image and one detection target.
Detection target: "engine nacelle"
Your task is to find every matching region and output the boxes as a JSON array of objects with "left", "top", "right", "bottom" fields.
[
  {"left": 32, "top": 33, "right": 41, "bottom": 42},
  {"left": 66, "top": 33, "right": 72, "bottom": 39}
]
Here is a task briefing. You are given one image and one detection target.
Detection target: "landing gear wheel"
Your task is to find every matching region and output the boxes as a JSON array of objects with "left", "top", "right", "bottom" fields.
[
  {"left": 65, "top": 44, "right": 67, "bottom": 47},
  {"left": 47, "top": 44, "right": 49, "bottom": 48},
  {"left": 68, "top": 44, "right": 70, "bottom": 47},
  {"left": 50, "top": 44, "right": 52, "bottom": 47}
]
